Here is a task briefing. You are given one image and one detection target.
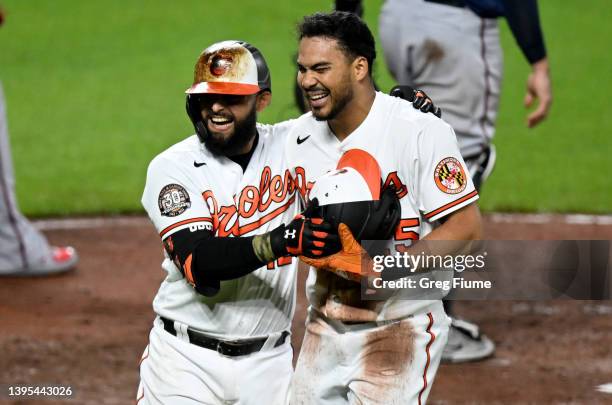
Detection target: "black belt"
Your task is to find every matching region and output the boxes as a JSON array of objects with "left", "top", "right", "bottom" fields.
[
  {"left": 424, "top": 0, "right": 466, "bottom": 8},
  {"left": 160, "top": 317, "right": 289, "bottom": 357}
]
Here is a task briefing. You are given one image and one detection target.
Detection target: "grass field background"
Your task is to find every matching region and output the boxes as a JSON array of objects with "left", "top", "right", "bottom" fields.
[{"left": 0, "top": 0, "right": 610, "bottom": 216}]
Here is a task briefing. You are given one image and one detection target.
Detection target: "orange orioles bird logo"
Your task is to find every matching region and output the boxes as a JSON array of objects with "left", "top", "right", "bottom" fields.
[{"left": 434, "top": 157, "right": 467, "bottom": 194}]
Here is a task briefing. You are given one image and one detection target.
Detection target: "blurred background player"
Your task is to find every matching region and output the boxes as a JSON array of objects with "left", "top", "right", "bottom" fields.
[
  {"left": 0, "top": 5, "right": 78, "bottom": 277},
  {"left": 378, "top": 0, "right": 552, "bottom": 362}
]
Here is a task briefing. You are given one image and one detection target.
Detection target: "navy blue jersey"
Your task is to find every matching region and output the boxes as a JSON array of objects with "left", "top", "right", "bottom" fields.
[{"left": 465, "top": 0, "right": 546, "bottom": 63}]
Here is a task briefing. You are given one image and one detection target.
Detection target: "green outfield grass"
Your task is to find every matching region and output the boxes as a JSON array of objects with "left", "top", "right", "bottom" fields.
[{"left": 0, "top": 0, "right": 610, "bottom": 216}]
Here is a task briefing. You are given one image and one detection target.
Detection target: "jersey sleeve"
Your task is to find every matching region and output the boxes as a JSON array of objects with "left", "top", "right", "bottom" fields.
[
  {"left": 141, "top": 155, "right": 213, "bottom": 240},
  {"left": 414, "top": 119, "right": 479, "bottom": 222},
  {"left": 502, "top": 0, "right": 546, "bottom": 64}
]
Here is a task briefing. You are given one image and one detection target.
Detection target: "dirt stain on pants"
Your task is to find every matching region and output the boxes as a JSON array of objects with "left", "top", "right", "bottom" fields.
[{"left": 350, "top": 321, "right": 415, "bottom": 404}]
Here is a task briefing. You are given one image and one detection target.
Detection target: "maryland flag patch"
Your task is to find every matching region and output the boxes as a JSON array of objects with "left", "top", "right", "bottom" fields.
[{"left": 434, "top": 157, "right": 467, "bottom": 194}]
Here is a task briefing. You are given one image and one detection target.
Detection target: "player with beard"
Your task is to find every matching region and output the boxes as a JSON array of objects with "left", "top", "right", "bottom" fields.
[
  {"left": 137, "top": 40, "right": 343, "bottom": 405},
  {"left": 197, "top": 93, "right": 258, "bottom": 156}
]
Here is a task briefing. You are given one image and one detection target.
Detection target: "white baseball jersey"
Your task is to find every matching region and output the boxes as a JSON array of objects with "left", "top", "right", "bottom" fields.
[
  {"left": 285, "top": 92, "right": 479, "bottom": 321},
  {"left": 141, "top": 122, "right": 299, "bottom": 339}
]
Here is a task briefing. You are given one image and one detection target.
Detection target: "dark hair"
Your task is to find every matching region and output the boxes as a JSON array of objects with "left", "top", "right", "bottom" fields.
[{"left": 298, "top": 11, "right": 376, "bottom": 76}]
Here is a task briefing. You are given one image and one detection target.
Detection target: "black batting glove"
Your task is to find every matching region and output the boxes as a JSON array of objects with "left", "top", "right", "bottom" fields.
[
  {"left": 389, "top": 85, "right": 442, "bottom": 118},
  {"left": 270, "top": 215, "right": 341, "bottom": 259},
  {"left": 413, "top": 89, "right": 441, "bottom": 117}
]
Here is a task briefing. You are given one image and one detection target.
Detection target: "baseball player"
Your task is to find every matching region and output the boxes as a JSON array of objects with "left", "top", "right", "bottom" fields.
[
  {"left": 137, "top": 40, "right": 353, "bottom": 405},
  {"left": 286, "top": 11, "right": 482, "bottom": 404},
  {"left": 0, "top": 6, "right": 78, "bottom": 277},
  {"left": 379, "top": 0, "right": 552, "bottom": 362}
]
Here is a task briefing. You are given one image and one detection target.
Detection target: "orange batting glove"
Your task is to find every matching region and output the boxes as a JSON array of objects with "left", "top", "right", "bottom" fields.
[{"left": 300, "top": 223, "right": 374, "bottom": 283}]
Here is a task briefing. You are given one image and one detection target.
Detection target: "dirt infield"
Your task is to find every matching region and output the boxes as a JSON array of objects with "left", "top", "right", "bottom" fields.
[{"left": 1, "top": 215, "right": 611, "bottom": 404}]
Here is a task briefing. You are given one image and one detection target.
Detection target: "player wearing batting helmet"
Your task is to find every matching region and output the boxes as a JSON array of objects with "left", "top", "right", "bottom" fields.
[{"left": 138, "top": 40, "right": 345, "bottom": 404}]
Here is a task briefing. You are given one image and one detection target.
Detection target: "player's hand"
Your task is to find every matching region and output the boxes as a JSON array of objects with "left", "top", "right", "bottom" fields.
[
  {"left": 389, "top": 85, "right": 442, "bottom": 118},
  {"left": 413, "top": 89, "right": 442, "bottom": 118},
  {"left": 300, "top": 223, "right": 374, "bottom": 282},
  {"left": 525, "top": 58, "right": 552, "bottom": 128},
  {"left": 270, "top": 214, "right": 341, "bottom": 258}
]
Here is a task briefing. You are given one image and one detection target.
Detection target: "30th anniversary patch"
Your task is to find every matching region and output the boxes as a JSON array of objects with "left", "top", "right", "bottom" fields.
[
  {"left": 158, "top": 184, "right": 191, "bottom": 217},
  {"left": 434, "top": 157, "right": 467, "bottom": 194}
]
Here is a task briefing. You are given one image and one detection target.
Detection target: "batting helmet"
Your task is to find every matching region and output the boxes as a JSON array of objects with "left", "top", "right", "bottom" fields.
[
  {"left": 307, "top": 149, "right": 401, "bottom": 241},
  {"left": 185, "top": 40, "right": 272, "bottom": 142}
]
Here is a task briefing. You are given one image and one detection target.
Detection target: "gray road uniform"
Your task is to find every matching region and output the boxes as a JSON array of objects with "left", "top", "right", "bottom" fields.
[{"left": 379, "top": 0, "right": 547, "bottom": 186}]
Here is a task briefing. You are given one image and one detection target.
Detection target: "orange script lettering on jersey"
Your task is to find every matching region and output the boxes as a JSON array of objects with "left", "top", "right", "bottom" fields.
[
  {"left": 293, "top": 166, "right": 315, "bottom": 200},
  {"left": 202, "top": 167, "right": 296, "bottom": 237}
]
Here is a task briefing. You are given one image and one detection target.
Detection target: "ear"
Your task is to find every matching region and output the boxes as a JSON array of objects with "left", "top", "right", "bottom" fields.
[
  {"left": 256, "top": 91, "right": 272, "bottom": 112},
  {"left": 352, "top": 56, "right": 369, "bottom": 82}
]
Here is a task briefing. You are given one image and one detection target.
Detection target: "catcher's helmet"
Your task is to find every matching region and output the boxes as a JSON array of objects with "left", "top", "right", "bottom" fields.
[
  {"left": 185, "top": 40, "right": 272, "bottom": 142},
  {"left": 307, "top": 149, "right": 401, "bottom": 241}
]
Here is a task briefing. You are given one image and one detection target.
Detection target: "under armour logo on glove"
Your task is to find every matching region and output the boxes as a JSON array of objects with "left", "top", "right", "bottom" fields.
[{"left": 269, "top": 215, "right": 342, "bottom": 258}]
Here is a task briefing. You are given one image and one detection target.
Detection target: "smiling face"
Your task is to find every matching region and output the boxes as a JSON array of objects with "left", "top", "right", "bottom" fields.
[
  {"left": 297, "top": 36, "right": 356, "bottom": 121},
  {"left": 197, "top": 93, "right": 259, "bottom": 156}
]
